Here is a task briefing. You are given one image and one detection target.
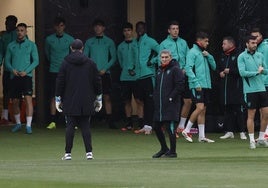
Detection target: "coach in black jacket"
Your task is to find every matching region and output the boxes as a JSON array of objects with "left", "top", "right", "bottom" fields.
[
  {"left": 55, "top": 39, "right": 102, "bottom": 160},
  {"left": 152, "top": 49, "right": 185, "bottom": 158},
  {"left": 217, "top": 36, "right": 246, "bottom": 140}
]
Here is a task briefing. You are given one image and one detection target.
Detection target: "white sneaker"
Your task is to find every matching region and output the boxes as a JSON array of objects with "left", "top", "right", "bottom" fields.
[
  {"left": 256, "top": 139, "right": 268, "bottom": 147},
  {"left": 86, "top": 152, "right": 94, "bottom": 160},
  {"left": 220, "top": 132, "right": 234, "bottom": 139},
  {"left": 144, "top": 125, "right": 152, "bottom": 135},
  {"left": 249, "top": 141, "right": 256, "bottom": 149},
  {"left": 62, "top": 153, "right": 71, "bottom": 160},
  {"left": 182, "top": 130, "right": 193, "bottom": 143},
  {"left": 198, "top": 137, "right": 215, "bottom": 143},
  {"left": 240, "top": 132, "right": 247, "bottom": 140}
]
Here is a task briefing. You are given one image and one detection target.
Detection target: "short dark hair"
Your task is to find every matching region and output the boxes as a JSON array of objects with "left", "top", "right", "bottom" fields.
[
  {"left": 6, "top": 15, "right": 18, "bottom": 23},
  {"left": 54, "top": 16, "right": 66, "bottom": 25},
  {"left": 122, "top": 22, "right": 133, "bottom": 30},
  {"left": 196, "top": 31, "right": 209, "bottom": 40},
  {"left": 92, "top": 19, "right": 105, "bottom": 27},
  {"left": 168, "top": 20, "right": 179, "bottom": 28},
  {"left": 17, "top": 23, "right": 27, "bottom": 28},
  {"left": 223, "top": 36, "right": 236, "bottom": 46},
  {"left": 136, "top": 21, "right": 146, "bottom": 29},
  {"left": 250, "top": 27, "right": 262, "bottom": 34},
  {"left": 245, "top": 35, "right": 257, "bottom": 43}
]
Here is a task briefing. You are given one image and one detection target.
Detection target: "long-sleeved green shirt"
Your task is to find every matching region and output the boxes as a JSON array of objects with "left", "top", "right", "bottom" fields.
[
  {"left": 159, "top": 35, "right": 189, "bottom": 69},
  {"left": 0, "top": 30, "right": 17, "bottom": 69},
  {"left": 5, "top": 38, "right": 39, "bottom": 78},
  {"left": 255, "top": 41, "right": 268, "bottom": 86},
  {"left": 45, "top": 33, "right": 74, "bottom": 73},
  {"left": 136, "top": 33, "right": 159, "bottom": 79},
  {"left": 185, "top": 44, "right": 216, "bottom": 89},
  {"left": 117, "top": 39, "right": 138, "bottom": 81},
  {"left": 238, "top": 49, "right": 267, "bottom": 94},
  {"left": 84, "top": 35, "right": 116, "bottom": 72}
]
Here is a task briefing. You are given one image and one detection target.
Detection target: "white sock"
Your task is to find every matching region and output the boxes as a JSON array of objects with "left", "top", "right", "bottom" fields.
[
  {"left": 2, "top": 109, "right": 8, "bottom": 120},
  {"left": 248, "top": 133, "right": 255, "bottom": 143},
  {"left": 26, "top": 116, "right": 32, "bottom": 127},
  {"left": 265, "top": 126, "right": 268, "bottom": 135},
  {"left": 14, "top": 114, "right": 21, "bottom": 124},
  {"left": 258, "top": 132, "right": 265, "bottom": 140},
  {"left": 178, "top": 117, "right": 187, "bottom": 129},
  {"left": 198, "top": 124, "right": 205, "bottom": 139},
  {"left": 184, "top": 121, "right": 193, "bottom": 133}
]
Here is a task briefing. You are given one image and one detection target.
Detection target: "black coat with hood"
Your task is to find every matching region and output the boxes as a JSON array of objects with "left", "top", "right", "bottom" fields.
[
  {"left": 153, "top": 59, "right": 185, "bottom": 122},
  {"left": 55, "top": 50, "right": 102, "bottom": 116}
]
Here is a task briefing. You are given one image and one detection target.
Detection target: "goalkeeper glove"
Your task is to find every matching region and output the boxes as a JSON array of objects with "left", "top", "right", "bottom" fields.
[
  {"left": 94, "top": 94, "right": 102, "bottom": 112},
  {"left": 55, "top": 96, "right": 63, "bottom": 112}
]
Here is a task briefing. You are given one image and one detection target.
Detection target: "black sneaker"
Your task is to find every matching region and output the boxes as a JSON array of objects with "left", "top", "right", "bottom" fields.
[
  {"left": 121, "top": 123, "right": 133, "bottom": 131},
  {"left": 109, "top": 122, "right": 117, "bottom": 129},
  {"left": 152, "top": 149, "right": 169, "bottom": 158},
  {"left": 163, "top": 151, "right": 177, "bottom": 158}
]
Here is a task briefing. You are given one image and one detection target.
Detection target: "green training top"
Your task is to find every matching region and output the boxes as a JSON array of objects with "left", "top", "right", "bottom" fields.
[
  {"left": 5, "top": 38, "right": 39, "bottom": 78},
  {"left": 238, "top": 49, "right": 267, "bottom": 94},
  {"left": 117, "top": 39, "right": 138, "bottom": 81},
  {"left": 45, "top": 33, "right": 74, "bottom": 73},
  {"left": 185, "top": 44, "right": 216, "bottom": 89},
  {"left": 84, "top": 35, "right": 116, "bottom": 72},
  {"left": 159, "top": 35, "right": 189, "bottom": 69}
]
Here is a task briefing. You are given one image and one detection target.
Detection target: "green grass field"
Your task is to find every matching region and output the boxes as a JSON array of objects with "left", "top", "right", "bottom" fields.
[{"left": 0, "top": 122, "right": 267, "bottom": 188}]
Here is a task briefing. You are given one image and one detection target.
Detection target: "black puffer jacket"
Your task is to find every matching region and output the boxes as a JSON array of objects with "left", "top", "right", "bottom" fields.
[
  {"left": 217, "top": 49, "right": 244, "bottom": 105},
  {"left": 55, "top": 50, "right": 102, "bottom": 116},
  {"left": 153, "top": 59, "right": 185, "bottom": 122}
]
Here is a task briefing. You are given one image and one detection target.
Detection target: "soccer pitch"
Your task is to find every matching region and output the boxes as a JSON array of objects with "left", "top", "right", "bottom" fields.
[{"left": 0, "top": 124, "right": 267, "bottom": 188}]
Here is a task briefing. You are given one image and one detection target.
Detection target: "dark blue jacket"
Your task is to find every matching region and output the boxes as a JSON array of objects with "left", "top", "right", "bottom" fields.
[{"left": 153, "top": 59, "right": 185, "bottom": 122}]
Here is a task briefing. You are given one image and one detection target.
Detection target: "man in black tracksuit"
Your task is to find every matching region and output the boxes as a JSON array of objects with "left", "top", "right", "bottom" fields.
[
  {"left": 152, "top": 49, "right": 185, "bottom": 158},
  {"left": 55, "top": 39, "right": 102, "bottom": 160},
  {"left": 218, "top": 36, "right": 246, "bottom": 140}
]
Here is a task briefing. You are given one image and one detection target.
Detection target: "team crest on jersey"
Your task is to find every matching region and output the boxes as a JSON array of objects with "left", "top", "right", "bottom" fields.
[
  {"left": 167, "top": 70, "right": 171, "bottom": 74},
  {"left": 232, "top": 56, "right": 236, "bottom": 61}
]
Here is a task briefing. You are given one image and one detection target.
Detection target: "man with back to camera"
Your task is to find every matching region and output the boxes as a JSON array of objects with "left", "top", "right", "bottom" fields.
[{"left": 56, "top": 39, "right": 102, "bottom": 160}]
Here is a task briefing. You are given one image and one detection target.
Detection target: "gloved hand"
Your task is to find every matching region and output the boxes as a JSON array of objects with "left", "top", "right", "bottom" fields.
[
  {"left": 128, "top": 69, "right": 136, "bottom": 76},
  {"left": 55, "top": 96, "right": 62, "bottom": 112},
  {"left": 94, "top": 94, "right": 102, "bottom": 112}
]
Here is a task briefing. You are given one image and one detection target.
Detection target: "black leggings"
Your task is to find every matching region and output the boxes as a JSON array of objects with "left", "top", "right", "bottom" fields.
[
  {"left": 154, "top": 121, "right": 177, "bottom": 153},
  {"left": 65, "top": 116, "right": 92, "bottom": 153}
]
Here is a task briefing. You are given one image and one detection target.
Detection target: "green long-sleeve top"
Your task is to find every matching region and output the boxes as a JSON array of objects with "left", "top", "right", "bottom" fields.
[
  {"left": 0, "top": 30, "right": 17, "bottom": 69},
  {"left": 84, "top": 35, "right": 116, "bottom": 72},
  {"left": 5, "top": 38, "right": 39, "bottom": 78},
  {"left": 185, "top": 44, "right": 216, "bottom": 89},
  {"left": 238, "top": 49, "right": 267, "bottom": 94},
  {"left": 256, "top": 41, "right": 268, "bottom": 86},
  {"left": 117, "top": 39, "right": 138, "bottom": 81},
  {"left": 159, "top": 35, "right": 189, "bottom": 69},
  {"left": 136, "top": 33, "right": 159, "bottom": 79},
  {"left": 45, "top": 33, "right": 74, "bottom": 73}
]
